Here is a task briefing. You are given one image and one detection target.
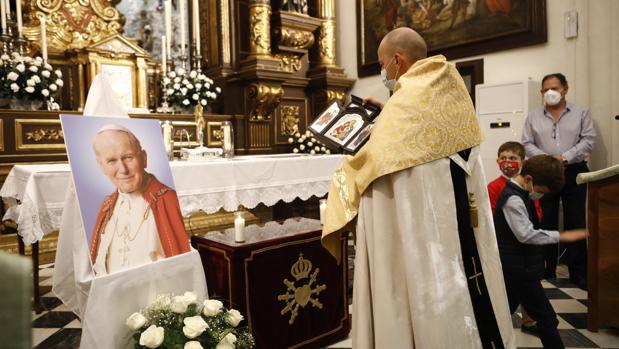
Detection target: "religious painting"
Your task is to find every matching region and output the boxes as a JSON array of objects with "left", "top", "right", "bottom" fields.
[
  {"left": 60, "top": 115, "right": 190, "bottom": 277},
  {"left": 325, "top": 113, "right": 365, "bottom": 146},
  {"left": 309, "top": 101, "right": 341, "bottom": 133},
  {"left": 357, "top": 0, "right": 547, "bottom": 77},
  {"left": 344, "top": 123, "right": 374, "bottom": 153}
]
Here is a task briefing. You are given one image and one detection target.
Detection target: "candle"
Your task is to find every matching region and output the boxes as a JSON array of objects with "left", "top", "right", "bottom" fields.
[
  {"left": 40, "top": 15, "right": 47, "bottom": 62},
  {"left": 234, "top": 212, "right": 245, "bottom": 243},
  {"left": 16, "top": 0, "right": 21, "bottom": 35},
  {"left": 223, "top": 124, "right": 231, "bottom": 151},
  {"left": 319, "top": 199, "right": 327, "bottom": 225},
  {"left": 1, "top": 0, "right": 6, "bottom": 35},
  {"left": 5, "top": 0, "right": 10, "bottom": 20},
  {"left": 193, "top": 0, "right": 200, "bottom": 54},
  {"left": 162, "top": 120, "right": 173, "bottom": 157},
  {"left": 164, "top": 0, "right": 172, "bottom": 55},
  {"left": 161, "top": 36, "right": 167, "bottom": 74},
  {"left": 179, "top": 0, "right": 186, "bottom": 56}
]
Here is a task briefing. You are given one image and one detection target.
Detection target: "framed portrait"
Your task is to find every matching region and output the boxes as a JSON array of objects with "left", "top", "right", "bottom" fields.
[
  {"left": 344, "top": 123, "right": 374, "bottom": 154},
  {"left": 309, "top": 101, "right": 341, "bottom": 133},
  {"left": 325, "top": 113, "right": 365, "bottom": 146},
  {"left": 456, "top": 58, "right": 484, "bottom": 105},
  {"left": 357, "top": 0, "right": 547, "bottom": 77}
]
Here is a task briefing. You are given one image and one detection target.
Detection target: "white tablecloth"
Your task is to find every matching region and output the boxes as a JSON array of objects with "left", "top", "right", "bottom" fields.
[{"left": 0, "top": 154, "right": 344, "bottom": 244}]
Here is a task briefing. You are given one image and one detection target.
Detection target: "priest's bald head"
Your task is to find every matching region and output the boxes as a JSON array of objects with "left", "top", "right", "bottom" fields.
[
  {"left": 378, "top": 27, "right": 427, "bottom": 89},
  {"left": 92, "top": 125, "right": 149, "bottom": 194}
]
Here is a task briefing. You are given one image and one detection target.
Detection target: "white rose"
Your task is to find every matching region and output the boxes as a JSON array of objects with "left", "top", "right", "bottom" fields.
[
  {"left": 310, "top": 150, "right": 316, "bottom": 154},
  {"left": 169, "top": 71, "right": 177, "bottom": 78},
  {"left": 205, "top": 83, "right": 210, "bottom": 89},
  {"left": 25, "top": 86, "right": 35, "bottom": 93},
  {"left": 54, "top": 69, "right": 62, "bottom": 78},
  {"left": 174, "top": 83, "right": 181, "bottom": 90},
  {"left": 216, "top": 87, "right": 221, "bottom": 93},
  {"left": 211, "top": 92, "right": 217, "bottom": 99},
  {"left": 190, "top": 70, "right": 197, "bottom": 78},
  {"left": 181, "top": 87, "right": 188, "bottom": 95},
  {"left": 326, "top": 149, "right": 331, "bottom": 154},
  {"left": 167, "top": 88, "right": 174, "bottom": 95},
  {"left": 314, "top": 146, "right": 320, "bottom": 151},
  {"left": 299, "top": 144, "right": 305, "bottom": 150},
  {"left": 182, "top": 79, "right": 189, "bottom": 85},
  {"left": 49, "top": 83, "right": 57, "bottom": 91},
  {"left": 186, "top": 83, "right": 194, "bottom": 90},
  {"left": 215, "top": 333, "right": 237, "bottom": 349},
  {"left": 171, "top": 295, "right": 193, "bottom": 314},
  {"left": 1, "top": 54, "right": 9, "bottom": 60},
  {"left": 195, "top": 83, "right": 202, "bottom": 89},
  {"left": 182, "top": 99, "right": 190, "bottom": 106},
  {"left": 42, "top": 70, "right": 51, "bottom": 78},
  {"left": 174, "top": 77, "right": 181, "bottom": 83},
  {"left": 192, "top": 93, "right": 199, "bottom": 101},
  {"left": 288, "top": 137, "right": 294, "bottom": 143},
  {"left": 41, "top": 89, "right": 49, "bottom": 97},
  {"left": 295, "top": 132, "right": 301, "bottom": 137},
  {"left": 198, "top": 74, "right": 206, "bottom": 80},
  {"left": 7, "top": 72, "right": 19, "bottom": 81},
  {"left": 293, "top": 148, "right": 299, "bottom": 153},
  {"left": 311, "top": 138, "right": 316, "bottom": 142},
  {"left": 24, "top": 56, "right": 32, "bottom": 63},
  {"left": 126, "top": 312, "right": 147, "bottom": 330},
  {"left": 56, "top": 79, "right": 63, "bottom": 87},
  {"left": 32, "top": 75, "right": 41, "bottom": 84},
  {"left": 16, "top": 64, "right": 25, "bottom": 72},
  {"left": 307, "top": 142, "right": 313, "bottom": 147},
  {"left": 183, "top": 291, "right": 198, "bottom": 304},
  {"left": 207, "top": 78, "right": 214, "bottom": 84},
  {"left": 177, "top": 68, "right": 186, "bottom": 76},
  {"left": 225, "top": 309, "right": 243, "bottom": 327},
  {"left": 182, "top": 315, "right": 208, "bottom": 339},
  {"left": 305, "top": 131, "right": 311, "bottom": 137},
  {"left": 26, "top": 79, "right": 35, "bottom": 87},
  {"left": 10, "top": 83, "right": 19, "bottom": 92},
  {"left": 29, "top": 65, "right": 39, "bottom": 72},
  {"left": 202, "top": 299, "right": 223, "bottom": 317},
  {"left": 44, "top": 63, "right": 52, "bottom": 70},
  {"left": 200, "top": 99, "right": 207, "bottom": 106},
  {"left": 185, "top": 341, "right": 204, "bottom": 349},
  {"left": 139, "top": 325, "right": 165, "bottom": 348},
  {"left": 321, "top": 146, "right": 326, "bottom": 151},
  {"left": 163, "top": 77, "right": 171, "bottom": 84}
]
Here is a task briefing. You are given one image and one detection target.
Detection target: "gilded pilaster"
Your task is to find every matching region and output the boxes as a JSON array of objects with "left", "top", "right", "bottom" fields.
[{"left": 248, "top": 0, "right": 272, "bottom": 57}]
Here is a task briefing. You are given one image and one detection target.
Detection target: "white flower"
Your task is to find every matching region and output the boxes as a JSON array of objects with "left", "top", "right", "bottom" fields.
[
  {"left": 169, "top": 71, "right": 177, "bottom": 78},
  {"left": 32, "top": 75, "right": 41, "bottom": 84},
  {"left": 310, "top": 150, "right": 316, "bottom": 154},
  {"left": 174, "top": 77, "right": 181, "bottom": 83},
  {"left": 211, "top": 92, "right": 217, "bottom": 99},
  {"left": 192, "top": 93, "right": 199, "bottom": 101},
  {"left": 299, "top": 144, "right": 305, "bottom": 150},
  {"left": 314, "top": 146, "right": 320, "bottom": 151},
  {"left": 25, "top": 86, "right": 35, "bottom": 93},
  {"left": 198, "top": 74, "right": 207, "bottom": 81},
  {"left": 1, "top": 54, "right": 9, "bottom": 60},
  {"left": 56, "top": 79, "right": 63, "bottom": 87},
  {"left": 29, "top": 65, "right": 39, "bottom": 73},
  {"left": 182, "top": 315, "right": 208, "bottom": 339},
  {"left": 185, "top": 341, "right": 204, "bottom": 349},
  {"left": 195, "top": 83, "right": 202, "bottom": 89},
  {"left": 174, "top": 83, "right": 181, "bottom": 90},
  {"left": 10, "top": 83, "right": 19, "bottom": 92},
  {"left": 183, "top": 291, "right": 198, "bottom": 303},
  {"left": 207, "top": 78, "right": 214, "bottom": 84},
  {"left": 215, "top": 333, "right": 237, "bottom": 349},
  {"left": 295, "top": 132, "right": 301, "bottom": 137},
  {"left": 33, "top": 60, "right": 42, "bottom": 67},
  {"left": 216, "top": 87, "right": 221, "bottom": 93},
  {"left": 41, "top": 89, "right": 49, "bottom": 97},
  {"left": 190, "top": 70, "right": 197, "bottom": 78},
  {"left": 181, "top": 87, "right": 188, "bottom": 95},
  {"left": 42, "top": 70, "right": 51, "bottom": 78},
  {"left": 293, "top": 148, "right": 299, "bottom": 153},
  {"left": 205, "top": 83, "right": 210, "bottom": 89},
  {"left": 54, "top": 69, "right": 62, "bottom": 78},
  {"left": 326, "top": 149, "right": 331, "bottom": 154},
  {"left": 163, "top": 77, "right": 171, "bottom": 84},
  {"left": 200, "top": 99, "right": 207, "bottom": 106},
  {"left": 311, "top": 138, "right": 316, "bottom": 142},
  {"left": 24, "top": 56, "right": 32, "bottom": 63},
  {"left": 177, "top": 68, "right": 186, "bottom": 76},
  {"left": 126, "top": 312, "right": 147, "bottom": 330},
  {"left": 321, "top": 146, "right": 326, "bottom": 151},
  {"left": 26, "top": 79, "right": 35, "bottom": 87},
  {"left": 305, "top": 131, "right": 311, "bottom": 137},
  {"left": 182, "top": 99, "right": 190, "bottom": 106},
  {"left": 186, "top": 84, "right": 194, "bottom": 90},
  {"left": 139, "top": 325, "right": 165, "bottom": 348},
  {"left": 202, "top": 299, "right": 223, "bottom": 317},
  {"left": 49, "top": 84, "right": 57, "bottom": 91},
  {"left": 307, "top": 142, "right": 313, "bottom": 147},
  {"left": 182, "top": 79, "right": 189, "bottom": 85},
  {"left": 225, "top": 309, "right": 244, "bottom": 327},
  {"left": 7, "top": 72, "right": 19, "bottom": 81},
  {"left": 167, "top": 88, "right": 174, "bottom": 95},
  {"left": 171, "top": 295, "right": 193, "bottom": 314},
  {"left": 16, "top": 63, "right": 25, "bottom": 72},
  {"left": 288, "top": 137, "right": 294, "bottom": 143},
  {"left": 44, "top": 63, "right": 52, "bottom": 70}
]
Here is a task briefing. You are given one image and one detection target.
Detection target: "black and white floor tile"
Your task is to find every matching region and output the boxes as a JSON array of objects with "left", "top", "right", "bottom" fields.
[{"left": 33, "top": 264, "right": 619, "bottom": 349}]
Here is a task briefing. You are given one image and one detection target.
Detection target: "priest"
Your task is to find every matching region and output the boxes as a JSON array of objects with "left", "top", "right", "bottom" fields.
[{"left": 321, "top": 27, "right": 515, "bottom": 348}]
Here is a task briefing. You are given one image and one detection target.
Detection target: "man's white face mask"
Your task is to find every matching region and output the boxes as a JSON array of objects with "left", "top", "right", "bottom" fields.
[
  {"left": 380, "top": 57, "right": 397, "bottom": 91},
  {"left": 544, "top": 89, "right": 562, "bottom": 106}
]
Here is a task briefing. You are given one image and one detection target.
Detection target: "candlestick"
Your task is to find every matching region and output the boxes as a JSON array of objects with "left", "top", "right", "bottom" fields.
[
  {"left": 193, "top": 0, "right": 200, "bottom": 55},
  {"left": 164, "top": 0, "right": 172, "bottom": 55},
  {"left": 161, "top": 35, "right": 167, "bottom": 74},
  {"left": 319, "top": 199, "right": 327, "bottom": 225},
  {"left": 1, "top": 0, "right": 6, "bottom": 35},
  {"left": 15, "top": 0, "right": 21, "bottom": 35},
  {"left": 179, "top": 0, "right": 186, "bottom": 56},
  {"left": 234, "top": 212, "right": 245, "bottom": 243},
  {"left": 39, "top": 15, "right": 47, "bottom": 62}
]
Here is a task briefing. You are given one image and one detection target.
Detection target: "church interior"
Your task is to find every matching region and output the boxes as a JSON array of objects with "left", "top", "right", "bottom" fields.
[{"left": 0, "top": 0, "right": 618, "bottom": 348}]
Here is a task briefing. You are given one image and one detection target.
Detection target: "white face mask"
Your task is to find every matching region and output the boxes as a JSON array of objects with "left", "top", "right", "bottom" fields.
[
  {"left": 544, "top": 89, "right": 562, "bottom": 106},
  {"left": 380, "top": 57, "right": 397, "bottom": 91}
]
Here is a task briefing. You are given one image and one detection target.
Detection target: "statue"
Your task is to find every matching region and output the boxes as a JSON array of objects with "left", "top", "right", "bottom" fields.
[{"left": 194, "top": 104, "right": 206, "bottom": 147}]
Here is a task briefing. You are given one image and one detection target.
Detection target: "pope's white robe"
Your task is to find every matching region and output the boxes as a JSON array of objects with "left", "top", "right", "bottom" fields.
[{"left": 352, "top": 147, "right": 515, "bottom": 348}]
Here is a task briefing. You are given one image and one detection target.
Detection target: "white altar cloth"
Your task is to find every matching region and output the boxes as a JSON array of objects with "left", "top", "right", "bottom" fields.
[{"left": 0, "top": 154, "right": 344, "bottom": 244}]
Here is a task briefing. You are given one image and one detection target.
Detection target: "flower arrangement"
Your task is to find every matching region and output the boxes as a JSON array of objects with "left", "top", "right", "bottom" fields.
[
  {"left": 288, "top": 131, "right": 331, "bottom": 155},
  {"left": 126, "top": 292, "right": 254, "bottom": 349},
  {"left": 163, "top": 68, "right": 221, "bottom": 110},
  {"left": 0, "top": 52, "right": 63, "bottom": 102}
]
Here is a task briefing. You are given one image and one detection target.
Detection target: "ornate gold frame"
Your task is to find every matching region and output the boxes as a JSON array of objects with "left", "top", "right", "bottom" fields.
[
  {"left": 15, "top": 119, "right": 65, "bottom": 151},
  {"left": 274, "top": 96, "right": 309, "bottom": 145}
]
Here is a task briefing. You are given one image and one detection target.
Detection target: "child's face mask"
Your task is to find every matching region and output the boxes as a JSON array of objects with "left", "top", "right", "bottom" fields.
[{"left": 498, "top": 160, "right": 520, "bottom": 177}]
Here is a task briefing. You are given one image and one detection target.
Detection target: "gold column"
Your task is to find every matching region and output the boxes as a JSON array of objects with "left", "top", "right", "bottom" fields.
[
  {"left": 316, "top": 0, "right": 336, "bottom": 67},
  {"left": 248, "top": 0, "right": 272, "bottom": 57}
]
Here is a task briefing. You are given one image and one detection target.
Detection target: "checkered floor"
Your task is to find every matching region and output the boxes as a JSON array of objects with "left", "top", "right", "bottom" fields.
[{"left": 33, "top": 264, "right": 619, "bottom": 349}]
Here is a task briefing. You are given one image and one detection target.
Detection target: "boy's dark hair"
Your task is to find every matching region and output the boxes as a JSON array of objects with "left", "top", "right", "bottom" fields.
[
  {"left": 521, "top": 155, "right": 565, "bottom": 192},
  {"left": 542, "top": 73, "right": 568, "bottom": 87},
  {"left": 497, "top": 141, "right": 525, "bottom": 159}
]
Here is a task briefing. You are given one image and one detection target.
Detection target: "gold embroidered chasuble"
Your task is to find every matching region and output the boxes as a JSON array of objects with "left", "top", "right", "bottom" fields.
[{"left": 321, "top": 55, "right": 483, "bottom": 261}]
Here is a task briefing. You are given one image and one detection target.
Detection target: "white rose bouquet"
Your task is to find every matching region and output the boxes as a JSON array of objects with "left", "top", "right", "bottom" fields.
[
  {"left": 163, "top": 68, "right": 221, "bottom": 110},
  {"left": 0, "top": 52, "right": 63, "bottom": 102},
  {"left": 127, "top": 292, "right": 254, "bottom": 349},
  {"left": 288, "top": 131, "right": 332, "bottom": 155}
]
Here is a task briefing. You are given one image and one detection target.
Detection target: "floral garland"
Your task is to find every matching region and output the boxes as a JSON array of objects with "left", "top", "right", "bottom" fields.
[
  {"left": 163, "top": 68, "right": 221, "bottom": 109},
  {"left": 288, "top": 131, "right": 331, "bottom": 155},
  {"left": 127, "top": 292, "right": 254, "bottom": 349},
  {"left": 0, "top": 52, "right": 63, "bottom": 101}
]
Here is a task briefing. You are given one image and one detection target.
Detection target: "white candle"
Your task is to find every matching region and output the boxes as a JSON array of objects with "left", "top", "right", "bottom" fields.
[
  {"left": 40, "top": 15, "right": 47, "bottom": 61},
  {"left": 234, "top": 212, "right": 245, "bottom": 243},
  {"left": 161, "top": 35, "right": 167, "bottom": 74},
  {"left": 193, "top": 0, "right": 200, "bottom": 54},
  {"left": 163, "top": 120, "right": 173, "bottom": 154},
  {"left": 179, "top": 0, "right": 186, "bottom": 56},
  {"left": 319, "top": 199, "right": 327, "bottom": 225},
  {"left": 16, "top": 0, "right": 22, "bottom": 35},
  {"left": 223, "top": 124, "right": 231, "bottom": 151},
  {"left": 1, "top": 0, "right": 6, "bottom": 34},
  {"left": 5, "top": 0, "right": 10, "bottom": 20},
  {"left": 164, "top": 0, "right": 172, "bottom": 55}
]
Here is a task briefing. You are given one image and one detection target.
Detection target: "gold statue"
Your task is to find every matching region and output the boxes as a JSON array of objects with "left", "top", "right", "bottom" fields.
[{"left": 194, "top": 104, "right": 206, "bottom": 147}]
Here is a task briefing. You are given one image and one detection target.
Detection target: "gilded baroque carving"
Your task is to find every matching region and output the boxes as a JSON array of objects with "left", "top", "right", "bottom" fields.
[
  {"left": 25, "top": 128, "right": 64, "bottom": 142},
  {"left": 280, "top": 105, "right": 300, "bottom": 136},
  {"left": 23, "top": 0, "right": 125, "bottom": 51},
  {"left": 278, "top": 27, "right": 314, "bottom": 50},
  {"left": 249, "top": 5, "right": 271, "bottom": 55},
  {"left": 280, "top": 0, "right": 308, "bottom": 14},
  {"left": 274, "top": 53, "right": 302, "bottom": 72},
  {"left": 322, "top": 89, "right": 346, "bottom": 105},
  {"left": 318, "top": 20, "right": 336, "bottom": 65},
  {"left": 247, "top": 83, "right": 284, "bottom": 121}
]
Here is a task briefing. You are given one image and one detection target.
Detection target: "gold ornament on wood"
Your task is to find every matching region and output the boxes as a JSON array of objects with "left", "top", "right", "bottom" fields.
[
  {"left": 246, "top": 83, "right": 284, "bottom": 121},
  {"left": 249, "top": 4, "right": 271, "bottom": 56},
  {"left": 280, "top": 105, "right": 300, "bottom": 136},
  {"left": 276, "top": 27, "right": 314, "bottom": 50},
  {"left": 274, "top": 53, "right": 302, "bottom": 72}
]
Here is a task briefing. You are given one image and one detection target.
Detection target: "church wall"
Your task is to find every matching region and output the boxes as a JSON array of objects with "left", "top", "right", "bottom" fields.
[{"left": 335, "top": 0, "right": 618, "bottom": 170}]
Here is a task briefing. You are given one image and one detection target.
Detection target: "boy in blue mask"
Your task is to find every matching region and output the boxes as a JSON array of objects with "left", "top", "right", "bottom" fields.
[{"left": 494, "top": 154, "right": 586, "bottom": 349}]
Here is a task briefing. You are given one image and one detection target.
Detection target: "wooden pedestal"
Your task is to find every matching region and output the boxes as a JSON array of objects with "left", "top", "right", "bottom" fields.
[{"left": 191, "top": 217, "right": 350, "bottom": 349}]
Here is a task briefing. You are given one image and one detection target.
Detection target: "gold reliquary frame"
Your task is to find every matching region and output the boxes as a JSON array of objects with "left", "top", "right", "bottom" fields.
[{"left": 71, "top": 34, "right": 150, "bottom": 110}]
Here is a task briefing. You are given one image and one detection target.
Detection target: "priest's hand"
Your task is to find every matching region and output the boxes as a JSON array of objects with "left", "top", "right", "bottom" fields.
[
  {"left": 362, "top": 96, "right": 384, "bottom": 109},
  {"left": 559, "top": 229, "right": 587, "bottom": 242}
]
